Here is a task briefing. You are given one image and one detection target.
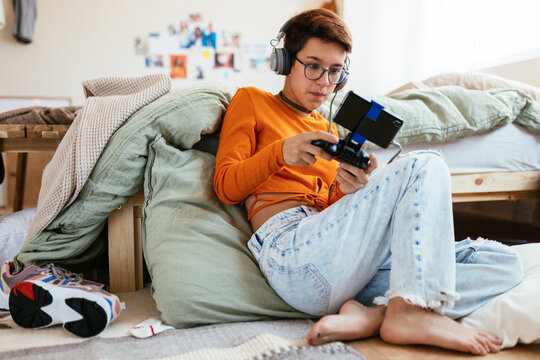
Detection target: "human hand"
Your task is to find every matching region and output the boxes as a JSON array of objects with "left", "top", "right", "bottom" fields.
[
  {"left": 336, "top": 153, "right": 378, "bottom": 194},
  {"left": 282, "top": 131, "right": 339, "bottom": 167}
]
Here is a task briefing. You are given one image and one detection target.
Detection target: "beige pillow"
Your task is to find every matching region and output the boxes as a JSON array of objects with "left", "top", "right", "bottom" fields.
[
  {"left": 386, "top": 72, "right": 540, "bottom": 101},
  {"left": 423, "top": 72, "right": 540, "bottom": 101},
  {"left": 385, "top": 81, "right": 429, "bottom": 96},
  {"left": 459, "top": 243, "right": 540, "bottom": 348}
]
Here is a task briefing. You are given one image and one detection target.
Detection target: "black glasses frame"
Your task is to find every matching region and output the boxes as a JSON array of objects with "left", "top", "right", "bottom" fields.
[{"left": 294, "top": 57, "right": 348, "bottom": 84}]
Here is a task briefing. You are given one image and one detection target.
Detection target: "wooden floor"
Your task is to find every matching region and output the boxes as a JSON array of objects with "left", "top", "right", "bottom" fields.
[{"left": 347, "top": 337, "right": 540, "bottom": 359}]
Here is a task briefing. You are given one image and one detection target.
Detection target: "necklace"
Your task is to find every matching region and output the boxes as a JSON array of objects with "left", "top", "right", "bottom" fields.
[{"left": 279, "top": 91, "right": 312, "bottom": 115}]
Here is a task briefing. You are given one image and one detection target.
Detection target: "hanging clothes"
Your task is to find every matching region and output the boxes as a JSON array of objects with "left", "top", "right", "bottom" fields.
[
  {"left": 12, "top": 0, "right": 37, "bottom": 43},
  {"left": 0, "top": 0, "right": 6, "bottom": 30}
]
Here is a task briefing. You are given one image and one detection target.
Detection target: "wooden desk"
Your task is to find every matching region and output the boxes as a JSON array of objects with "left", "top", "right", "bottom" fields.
[{"left": 0, "top": 124, "right": 68, "bottom": 212}]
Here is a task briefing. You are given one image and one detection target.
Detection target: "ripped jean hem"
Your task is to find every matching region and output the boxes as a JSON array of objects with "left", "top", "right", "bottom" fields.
[{"left": 373, "top": 287, "right": 460, "bottom": 315}]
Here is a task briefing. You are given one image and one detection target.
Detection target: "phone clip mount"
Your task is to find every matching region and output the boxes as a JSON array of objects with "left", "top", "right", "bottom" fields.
[
  {"left": 312, "top": 99, "right": 402, "bottom": 169},
  {"left": 349, "top": 99, "right": 402, "bottom": 164}
]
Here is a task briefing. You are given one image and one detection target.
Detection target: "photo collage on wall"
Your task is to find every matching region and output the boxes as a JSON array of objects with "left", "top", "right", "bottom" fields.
[{"left": 134, "top": 13, "right": 271, "bottom": 81}]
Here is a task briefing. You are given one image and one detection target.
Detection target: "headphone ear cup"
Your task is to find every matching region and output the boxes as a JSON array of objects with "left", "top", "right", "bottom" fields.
[
  {"left": 270, "top": 47, "right": 291, "bottom": 75},
  {"left": 334, "top": 74, "right": 348, "bottom": 92},
  {"left": 280, "top": 48, "right": 291, "bottom": 75},
  {"left": 269, "top": 50, "right": 279, "bottom": 73}
]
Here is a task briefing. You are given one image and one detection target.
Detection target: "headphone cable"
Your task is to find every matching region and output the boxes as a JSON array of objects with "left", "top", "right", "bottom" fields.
[{"left": 327, "top": 91, "right": 338, "bottom": 133}]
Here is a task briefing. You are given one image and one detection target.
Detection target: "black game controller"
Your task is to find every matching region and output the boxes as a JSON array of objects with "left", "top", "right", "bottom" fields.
[
  {"left": 312, "top": 136, "right": 370, "bottom": 170},
  {"left": 310, "top": 91, "right": 404, "bottom": 171}
]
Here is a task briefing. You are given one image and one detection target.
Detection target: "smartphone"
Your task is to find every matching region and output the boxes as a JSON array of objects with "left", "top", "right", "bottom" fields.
[{"left": 332, "top": 91, "right": 403, "bottom": 149}]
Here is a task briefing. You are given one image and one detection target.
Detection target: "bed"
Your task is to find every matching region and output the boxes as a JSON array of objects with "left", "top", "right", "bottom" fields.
[
  {"left": 2, "top": 72, "right": 540, "bottom": 349},
  {"left": 374, "top": 123, "right": 540, "bottom": 203},
  {"left": 377, "top": 72, "right": 540, "bottom": 204}
]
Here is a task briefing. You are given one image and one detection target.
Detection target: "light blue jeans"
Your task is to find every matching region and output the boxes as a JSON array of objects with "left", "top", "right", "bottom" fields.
[{"left": 247, "top": 151, "right": 522, "bottom": 319}]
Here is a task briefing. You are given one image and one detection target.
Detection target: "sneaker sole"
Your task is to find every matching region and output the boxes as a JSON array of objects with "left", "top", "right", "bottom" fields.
[{"left": 9, "top": 280, "right": 113, "bottom": 337}]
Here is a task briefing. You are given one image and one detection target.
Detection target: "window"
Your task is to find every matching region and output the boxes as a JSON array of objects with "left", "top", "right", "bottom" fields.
[{"left": 343, "top": 0, "right": 540, "bottom": 95}]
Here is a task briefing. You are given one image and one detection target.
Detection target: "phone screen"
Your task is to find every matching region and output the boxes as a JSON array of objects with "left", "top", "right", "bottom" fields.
[{"left": 333, "top": 91, "right": 403, "bottom": 149}]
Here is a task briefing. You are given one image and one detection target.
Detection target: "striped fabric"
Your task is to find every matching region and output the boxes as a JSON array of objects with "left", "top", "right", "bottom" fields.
[
  {"left": 160, "top": 334, "right": 350, "bottom": 360},
  {"left": 25, "top": 74, "right": 171, "bottom": 242}
]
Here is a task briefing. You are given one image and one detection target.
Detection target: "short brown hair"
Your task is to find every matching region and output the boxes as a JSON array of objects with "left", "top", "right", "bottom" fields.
[{"left": 283, "top": 9, "right": 352, "bottom": 60}]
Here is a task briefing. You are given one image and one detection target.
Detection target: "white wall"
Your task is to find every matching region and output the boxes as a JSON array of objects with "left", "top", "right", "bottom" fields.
[
  {"left": 1, "top": 0, "right": 538, "bottom": 102},
  {"left": 0, "top": 0, "right": 320, "bottom": 105},
  {"left": 482, "top": 57, "right": 540, "bottom": 87},
  {"left": 342, "top": 0, "right": 540, "bottom": 96}
]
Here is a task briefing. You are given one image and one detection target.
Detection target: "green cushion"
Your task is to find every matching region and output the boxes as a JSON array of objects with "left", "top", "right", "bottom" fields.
[
  {"left": 317, "top": 86, "right": 540, "bottom": 149},
  {"left": 143, "top": 137, "right": 310, "bottom": 328},
  {"left": 15, "top": 83, "right": 236, "bottom": 272}
]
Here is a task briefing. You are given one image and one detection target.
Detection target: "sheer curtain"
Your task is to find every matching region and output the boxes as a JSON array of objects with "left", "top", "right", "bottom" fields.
[{"left": 342, "top": 0, "right": 540, "bottom": 96}]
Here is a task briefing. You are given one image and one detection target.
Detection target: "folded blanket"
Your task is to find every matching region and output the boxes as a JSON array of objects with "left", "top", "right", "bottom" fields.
[
  {"left": 0, "top": 106, "right": 81, "bottom": 125},
  {"left": 24, "top": 74, "right": 171, "bottom": 242},
  {"left": 15, "top": 82, "right": 232, "bottom": 272}
]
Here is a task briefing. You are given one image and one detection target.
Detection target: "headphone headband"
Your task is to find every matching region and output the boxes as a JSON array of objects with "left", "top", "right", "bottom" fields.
[
  {"left": 276, "top": 20, "right": 291, "bottom": 41},
  {"left": 270, "top": 19, "right": 349, "bottom": 92}
]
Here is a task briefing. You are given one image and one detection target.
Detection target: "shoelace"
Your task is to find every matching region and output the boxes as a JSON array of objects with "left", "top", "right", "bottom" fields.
[{"left": 42, "top": 263, "right": 80, "bottom": 282}]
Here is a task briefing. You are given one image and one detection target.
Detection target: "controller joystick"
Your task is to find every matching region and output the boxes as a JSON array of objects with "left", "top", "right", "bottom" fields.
[
  {"left": 311, "top": 138, "right": 370, "bottom": 170},
  {"left": 311, "top": 140, "right": 339, "bottom": 156}
]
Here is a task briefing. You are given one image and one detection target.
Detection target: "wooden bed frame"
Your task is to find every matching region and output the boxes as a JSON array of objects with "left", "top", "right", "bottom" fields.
[
  {"left": 107, "top": 170, "right": 540, "bottom": 293},
  {"left": 2, "top": 124, "right": 539, "bottom": 294}
]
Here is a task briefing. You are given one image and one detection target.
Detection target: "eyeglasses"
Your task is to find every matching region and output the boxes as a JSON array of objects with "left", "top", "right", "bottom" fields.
[{"left": 294, "top": 58, "right": 348, "bottom": 85}]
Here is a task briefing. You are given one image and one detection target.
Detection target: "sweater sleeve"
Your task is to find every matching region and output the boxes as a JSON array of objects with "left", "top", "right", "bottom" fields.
[
  {"left": 328, "top": 180, "right": 346, "bottom": 205},
  {"left": 213, "top": 89, "right": 286, "bottom": 204}
]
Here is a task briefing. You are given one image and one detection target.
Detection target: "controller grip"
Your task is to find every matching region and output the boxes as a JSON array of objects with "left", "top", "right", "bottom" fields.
[{"left": 311, "top": 140, "right": 339, "bottom": 155}]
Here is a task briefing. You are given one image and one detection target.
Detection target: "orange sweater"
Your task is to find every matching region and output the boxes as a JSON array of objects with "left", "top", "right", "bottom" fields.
[{"left": 213, "top": 87, "right": 345, "bottom": 219}]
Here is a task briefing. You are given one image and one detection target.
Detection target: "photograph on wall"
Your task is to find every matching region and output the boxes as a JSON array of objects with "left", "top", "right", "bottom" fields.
[
  {"left": 244, "top": 40, "right": 271, "bottom": 72},
  {"left": 220, "top": 31, "right": 241, "bottom": 48},
  {"left": 184, "top": 23, "right": 216, "bottom": 49},
  {"left": 189, "top": 49, "right": 214, "bottom": 80},
  {"left": 161, "top": 13, "right": 217, "bottom": 50},
  {"left": 182, "top": 13, "right": 216, "bottom": 48},
  {"left": 145, "top": 55, "right": 164, "bottom": 68},
  {"left": 134, "top": 13, "right": 246, "bottom": 81},
  {"left": 134, "top": 36, "right": 149, "bottom": 55},
  {"left": 214, "top": 52, "right": 234, "bottom": 69},
  {"left": 170, "top": 54, "right": 188, "bottom": 79},
  {"left": 147, "top": 33, "right": 169, "bottom": 54}
]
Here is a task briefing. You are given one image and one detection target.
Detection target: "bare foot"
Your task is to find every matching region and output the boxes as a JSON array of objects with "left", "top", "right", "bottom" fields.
[
  {"left": 307, "top": 300, "right": 386, "bottom": 345},
  {"left": 379, "top": 297, "right": 502, "bottom": 355}
]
